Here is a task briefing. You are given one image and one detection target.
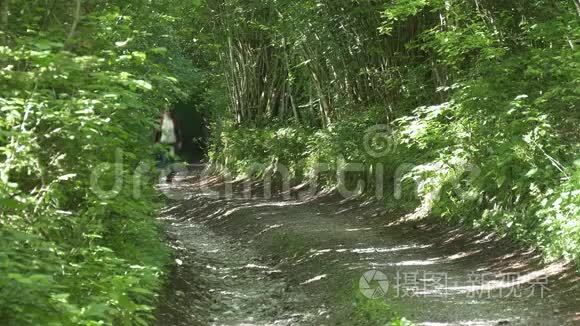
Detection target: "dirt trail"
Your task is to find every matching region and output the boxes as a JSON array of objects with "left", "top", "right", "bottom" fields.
[{"left": 156, "top": 173, "right": 579, "bottom": 326}]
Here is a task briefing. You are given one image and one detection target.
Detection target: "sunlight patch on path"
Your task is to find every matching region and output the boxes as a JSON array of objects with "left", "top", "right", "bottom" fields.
[{"left": 300, "top": 274, "right": 328, "bottom": 285}]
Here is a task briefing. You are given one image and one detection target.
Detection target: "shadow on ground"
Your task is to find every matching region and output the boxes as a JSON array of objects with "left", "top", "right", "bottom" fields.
[{"left": 156, "top": 172, "right": 579, "bottom": 326}]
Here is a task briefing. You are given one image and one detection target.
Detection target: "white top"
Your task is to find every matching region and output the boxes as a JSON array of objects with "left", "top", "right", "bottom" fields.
[{"left": 160, "top": 113, "right": 177, "bottom": 144}]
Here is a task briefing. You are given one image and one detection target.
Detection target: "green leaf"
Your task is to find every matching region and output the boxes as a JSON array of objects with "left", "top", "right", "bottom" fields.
[
  {"left": 150, "top": 47, "right": 168, "bottom": 55},
  {"left": 0, "top": 198, "right": 24, "bottom": 209},
  {"left": 134, "top": 80, "right": 153, "bottom": 91},
  {"left": 526, "top": 168, "right": 539, "bottom": 177},
  {"left": 57, "top": 174, "right": 77, "bottom": 181}
]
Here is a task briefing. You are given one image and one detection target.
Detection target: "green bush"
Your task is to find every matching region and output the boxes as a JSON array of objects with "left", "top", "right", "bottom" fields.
[{"left": 0, "top": 1, "right": 200, "bottom": 324}]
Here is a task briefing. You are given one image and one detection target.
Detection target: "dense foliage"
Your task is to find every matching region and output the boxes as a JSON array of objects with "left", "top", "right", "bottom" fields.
[
  {"left": 205, "top": 0, "right": 580, "bottom": 264},
  {"left": 0, "top": 0, "right": 200, "bottom": 324}
]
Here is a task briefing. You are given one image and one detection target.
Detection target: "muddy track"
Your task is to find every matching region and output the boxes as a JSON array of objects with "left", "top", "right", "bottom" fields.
[{"left": 156, "top": 173, "right": 579, "bottom": 326}]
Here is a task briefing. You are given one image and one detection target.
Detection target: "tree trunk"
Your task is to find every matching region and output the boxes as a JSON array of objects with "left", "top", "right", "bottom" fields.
[{"left": 66, "top": 0, "right": 82, "bottom": 44}]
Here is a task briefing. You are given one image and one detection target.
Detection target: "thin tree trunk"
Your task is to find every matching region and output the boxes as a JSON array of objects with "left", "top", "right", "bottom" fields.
[
  {"left": 290, "top": 93, "right": 299, "bottom": 123},
  {"left": 66, "top": 0, "right": 81, "bottom": 44}
]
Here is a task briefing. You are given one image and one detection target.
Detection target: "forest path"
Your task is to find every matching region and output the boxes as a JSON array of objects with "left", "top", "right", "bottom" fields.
[{"left": 156, "top": 172, "right": 579, "bottom": 326}]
